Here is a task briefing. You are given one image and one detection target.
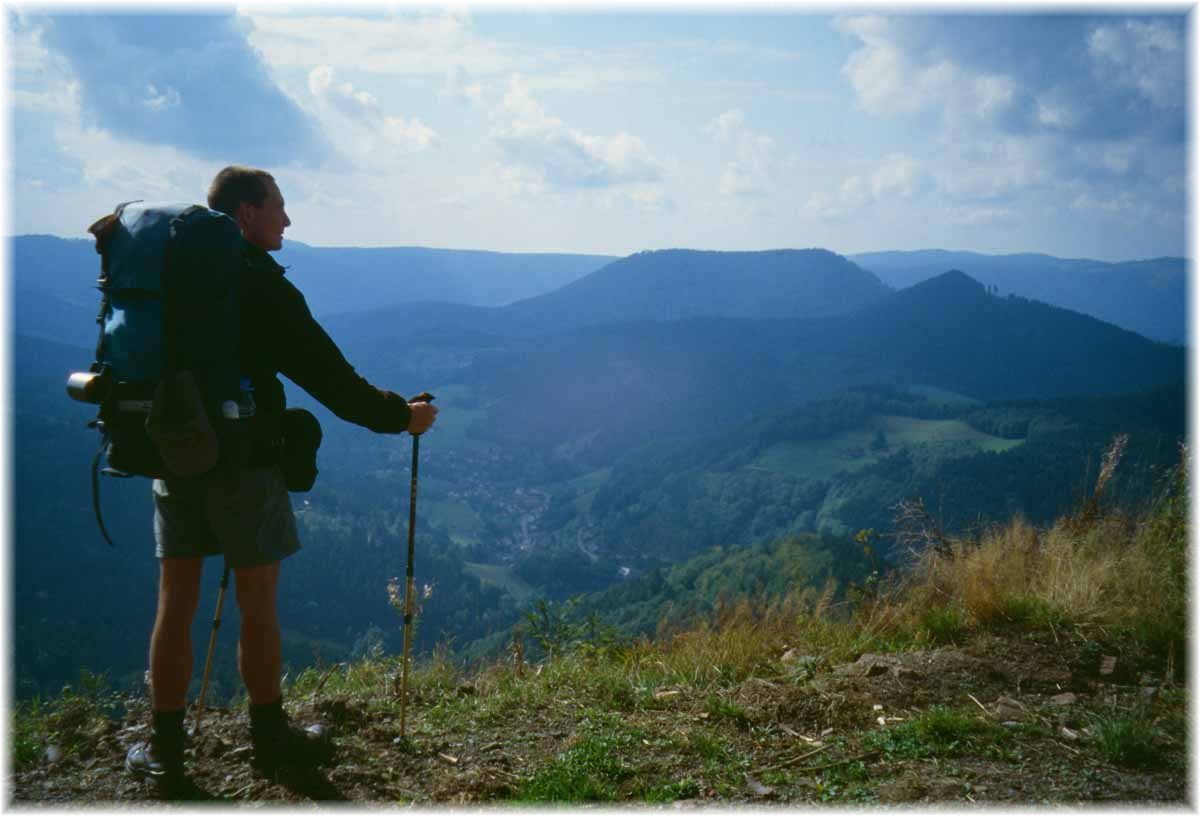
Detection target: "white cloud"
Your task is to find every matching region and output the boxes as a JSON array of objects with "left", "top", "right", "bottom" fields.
[
  {"left": 307, "top": 65, "right": 438, "bottom": 153},
  {"left": 704, "top": 109, "right": 775, "bottom": 197},
  {"left": 1088, "top": 19, "right": 1184, "bottom": 110},
  {"left": 804, "top": 152, "right": 929, "bottom": 219},
  {"left": 446, "top": 65, "right": 485, "bottom": 105},
  {"left": 836, "top": 17, "right": 925, "bottom": 116},
  {"left": 1034, "top": 90, "right": 1082, "bottom": 129},
  {"left": 243, "top": 10, "right": 517, "bottom": 78},
  {"left": 142, "top": 83, "right": 181, "bottom": 112},
  {"left": 829, "top": 13, "right": 1184, "bottom": 245},
  {"left": 490, "top": 75, "right": 662, "bottom": 191},
  {"left": 945, "top": 206, "right": 1018, "bottom": 227},
  {"left": 870, "top": 153, "right": 930, "bottom": 200},
  {"left": 935, "top": 137, "right": 1050, "bottom": 203},
  {"left": 704, "top": 109, "right": 745, "bottom": 143},
  {"left": 837, "top": 16, "right": 1018, "bottom": 126}
]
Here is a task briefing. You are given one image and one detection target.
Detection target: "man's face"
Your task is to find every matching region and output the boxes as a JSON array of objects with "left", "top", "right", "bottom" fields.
[{"left": 239, "top": 180, "right": 291, "bottom": 252}]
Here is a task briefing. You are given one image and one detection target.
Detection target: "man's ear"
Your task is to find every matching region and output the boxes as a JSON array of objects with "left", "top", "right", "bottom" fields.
[{"left": 234, "top": 201, "right": 255, "bottom": 231}]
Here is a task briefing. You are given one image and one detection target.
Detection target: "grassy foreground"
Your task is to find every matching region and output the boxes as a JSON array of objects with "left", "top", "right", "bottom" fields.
[{"left": 9, "top": 445, "right": 1189, "bottom": 804}]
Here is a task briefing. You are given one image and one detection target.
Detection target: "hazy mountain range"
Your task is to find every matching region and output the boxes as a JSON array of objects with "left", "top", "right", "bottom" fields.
[
  {"left": 851, "top": 249, "right": 1186, "bottom": 344},
  {"left": 11, "top": 235, "right": 1187, "bottom": 347}
]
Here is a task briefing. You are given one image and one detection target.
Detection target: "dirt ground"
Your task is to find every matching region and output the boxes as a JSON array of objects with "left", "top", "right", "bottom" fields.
[{"left": 9, "top": 633, "right": 1188, "bottom": 805}]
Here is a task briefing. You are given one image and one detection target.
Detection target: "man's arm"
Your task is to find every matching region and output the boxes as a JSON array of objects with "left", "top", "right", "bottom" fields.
[{"left": 272, "top": 279, "right": 421, "bottom": 434}]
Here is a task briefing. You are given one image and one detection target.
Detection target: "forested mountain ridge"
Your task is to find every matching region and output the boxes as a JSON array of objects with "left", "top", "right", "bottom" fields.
[
  {"left": 851, "top": 249, "right": 1186, "bottom": 344},
  {"left": 464, "top": 270, "right": 1183, "bottom": 461},
  {"left": 312, "top": 247, "right": 894, "bottom": 343},
  {"left": 499, "top": 248, "right": 891, "bottom": 333}
]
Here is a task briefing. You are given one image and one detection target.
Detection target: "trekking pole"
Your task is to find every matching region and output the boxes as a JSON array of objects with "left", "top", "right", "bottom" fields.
[
  {"left": 400, "top": 392, "right": 434, "bottom": 739},
  {"left": 194, "top": 559, "right": 231, "bottom": 735}
]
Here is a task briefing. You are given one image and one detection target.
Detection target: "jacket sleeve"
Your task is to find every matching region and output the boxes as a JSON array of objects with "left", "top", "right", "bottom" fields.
[{"left": 272, "top": 278, "right": 412, "bottom": 434}]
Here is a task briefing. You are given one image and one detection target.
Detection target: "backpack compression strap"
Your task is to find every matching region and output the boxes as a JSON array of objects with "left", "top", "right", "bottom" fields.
[{"left": 90, "top": 430, "right": 116, "bottom": 548}]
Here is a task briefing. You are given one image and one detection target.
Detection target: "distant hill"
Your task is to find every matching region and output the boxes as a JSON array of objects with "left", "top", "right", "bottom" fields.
[
  {"left": 274, "top": 243, "right": 614, "bottom": 313},
  {"left": 851, "top": 249, "right": 1187, "bottom": 345},
  {"left": 9, "top": 234, "right": 613, "bottom": 345},
  {"left": 319, "top": 248, "right": 892, "bottom": 343},
  {"left": 502, "top": 248, "right": 890, "bottom": 333}
]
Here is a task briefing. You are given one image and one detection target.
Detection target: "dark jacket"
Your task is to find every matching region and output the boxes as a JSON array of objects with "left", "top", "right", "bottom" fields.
[{"left": 240, "top": 244, "right": 411, "bottom": 458}]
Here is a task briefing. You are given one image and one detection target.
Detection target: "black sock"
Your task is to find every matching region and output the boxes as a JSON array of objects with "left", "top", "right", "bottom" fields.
[
  {"left": 151, "top": 708, "right": 185, "bottom": 743},
  {"left": 249, "top": 697, "right": 286, "bottom": 736}
]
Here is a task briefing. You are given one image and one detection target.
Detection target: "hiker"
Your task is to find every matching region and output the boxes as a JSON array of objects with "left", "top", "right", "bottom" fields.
[{"left": 125, "top": 165, "right": 438, "bottom": 785}]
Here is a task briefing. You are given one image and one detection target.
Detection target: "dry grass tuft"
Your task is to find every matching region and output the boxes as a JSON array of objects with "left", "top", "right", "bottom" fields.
[{"left": 655, "top": 441, "right": 1188, "bottom": 680}]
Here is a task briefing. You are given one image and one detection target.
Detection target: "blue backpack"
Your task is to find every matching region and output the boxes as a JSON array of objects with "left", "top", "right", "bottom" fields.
[{"left": 70, "top": 202, "right": 252, "bottom": 544}]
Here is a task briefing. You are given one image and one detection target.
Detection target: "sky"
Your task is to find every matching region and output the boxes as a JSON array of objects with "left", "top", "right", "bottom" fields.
[{"left": 4, "top": 4, "right": 1191, "bottom": 261}]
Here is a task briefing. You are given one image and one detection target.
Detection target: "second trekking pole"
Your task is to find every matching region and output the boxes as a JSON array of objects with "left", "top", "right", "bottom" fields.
[
  {"left": 194, "top": 559, "right": 231, "bottom": 736},
  {"left": 400, "top": 393, "right": 434, "bottom": 739}
]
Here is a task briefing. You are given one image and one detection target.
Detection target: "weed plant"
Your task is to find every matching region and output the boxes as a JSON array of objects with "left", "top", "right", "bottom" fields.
[{"left": 1089, "top": 705, "right": 1170, "bottom": 770}]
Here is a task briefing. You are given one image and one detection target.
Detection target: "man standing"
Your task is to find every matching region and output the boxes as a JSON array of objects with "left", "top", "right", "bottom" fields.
[{"left": 125, "top": 166, "right": 438, "bottom": 786}]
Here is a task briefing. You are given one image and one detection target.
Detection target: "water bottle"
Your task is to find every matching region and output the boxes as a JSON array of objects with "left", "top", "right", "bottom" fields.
[{"left": 238, "top": 376, "right": 256, "bottom": 418}]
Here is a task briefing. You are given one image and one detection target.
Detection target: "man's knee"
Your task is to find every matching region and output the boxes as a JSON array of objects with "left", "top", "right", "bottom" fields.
[
  {"left": 156, "top": 557, "right": 204, "bottom": 627},
  {"left": 234, "top": 561, "right": 281, "bottom": 620}
]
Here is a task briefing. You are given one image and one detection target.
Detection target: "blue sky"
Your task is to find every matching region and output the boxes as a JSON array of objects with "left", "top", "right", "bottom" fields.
[{"left": 5, "top": 5, "right": 1190, "bottom": 261}]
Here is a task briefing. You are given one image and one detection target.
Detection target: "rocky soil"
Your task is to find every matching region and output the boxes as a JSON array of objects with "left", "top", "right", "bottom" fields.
[{"left": 9, "top": 632, "right": 1187, "bottom": 805}]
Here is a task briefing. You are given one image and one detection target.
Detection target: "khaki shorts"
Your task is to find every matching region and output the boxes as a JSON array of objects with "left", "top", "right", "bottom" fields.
[{"left": 153, "top": 466, "right": 301, "bottom": 567}]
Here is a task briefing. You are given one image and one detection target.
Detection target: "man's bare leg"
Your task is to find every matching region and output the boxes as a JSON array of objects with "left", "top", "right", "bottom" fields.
[
  {"left": 234, "top": 560, "right": 332, "bottom": 770},
  {"left": 149, "top": 557, "right": 204, "bottom": 711},
  {"left": 233, "top": 561, "right": 282, "bottom": 704},
  {"left": 128, "top": 556, "right": 203, "bottom": 783}
]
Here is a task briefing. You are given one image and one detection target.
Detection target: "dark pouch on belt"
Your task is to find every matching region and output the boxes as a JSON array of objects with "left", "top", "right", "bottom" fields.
[
  {"left": 280, "top": 407, "right": 322, "bottom": 492},
  {"left": 145, "top": 370, "right": 219, "bottom": 478}
]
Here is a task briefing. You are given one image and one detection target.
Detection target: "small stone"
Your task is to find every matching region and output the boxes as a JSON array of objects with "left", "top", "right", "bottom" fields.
[
  {"left": 879, "top": 777, "right": 925, "bottom": 802},
  {"left": 1049, "top": 692, "right": 1077, "bottom": 706},
  {"left": 1099, "top": 655, "right": 1117, "bottom": 676},
  {"left": 845, "top": 654, "right": 899, "bottom": 678},
  {"left": 992, "top": 695, "right": 1027, "bottom": 719},
  {"left": 745, "top": 775, "right": 775, "bottom": 798},
  {"left": 45, "top": 744, "right": 62, "bottom": 763}
]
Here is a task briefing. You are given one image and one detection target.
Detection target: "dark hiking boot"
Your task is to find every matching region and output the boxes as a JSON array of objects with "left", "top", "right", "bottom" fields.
[
  {"left": 126, "top": 709, "right": 186, "bottom": 785},
  {"left": 249, "top": 699, "right": 334, "bottom": 775}
]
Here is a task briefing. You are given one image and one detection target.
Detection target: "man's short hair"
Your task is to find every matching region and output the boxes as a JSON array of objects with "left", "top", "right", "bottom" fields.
[{"left": 207, "top": 165, "right": 276, "bottom": 216}]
